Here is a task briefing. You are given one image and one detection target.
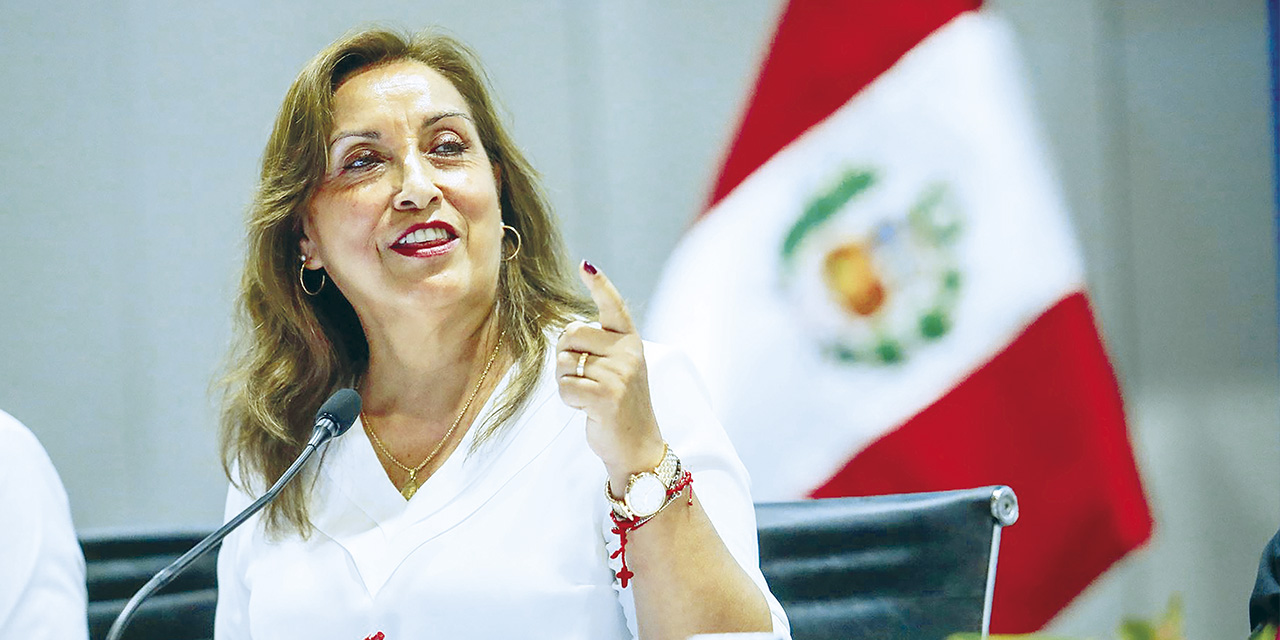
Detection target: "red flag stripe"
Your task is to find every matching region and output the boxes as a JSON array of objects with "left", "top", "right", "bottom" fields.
[
  {"left": 707, "top": 0, "right": 982, "bottom": 210},
  {"left": 810, "top": 292, "right": 1154, "bottom": 632}
]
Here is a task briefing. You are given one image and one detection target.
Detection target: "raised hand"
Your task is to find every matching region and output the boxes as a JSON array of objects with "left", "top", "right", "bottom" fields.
[{"left": 555, "top": 261, "right": 667, "bottom": 488}]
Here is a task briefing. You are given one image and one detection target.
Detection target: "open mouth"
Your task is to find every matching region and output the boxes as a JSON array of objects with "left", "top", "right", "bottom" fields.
[{"left": 390, "top": 222, "right": 458, "bottom": 257}]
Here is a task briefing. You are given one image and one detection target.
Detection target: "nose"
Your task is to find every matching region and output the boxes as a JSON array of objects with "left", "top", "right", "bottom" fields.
[{"left": 394, "top": 153, "right": 442, "bottom": 211}]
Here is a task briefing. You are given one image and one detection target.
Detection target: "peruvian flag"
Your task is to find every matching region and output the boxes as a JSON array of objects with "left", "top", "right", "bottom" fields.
[{"left": 644, "top": 1, "right": 1152, "bottom": 632}]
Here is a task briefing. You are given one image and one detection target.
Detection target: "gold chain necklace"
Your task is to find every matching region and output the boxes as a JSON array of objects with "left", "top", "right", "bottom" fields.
[{"left": 363, "top": 330, "right": 504, "bottom": 500}]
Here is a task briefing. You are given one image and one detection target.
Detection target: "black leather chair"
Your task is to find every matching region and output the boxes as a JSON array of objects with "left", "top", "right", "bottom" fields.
[
  {"left": 755, "top": 485, "right": 1018, "bottom": 640},
  {"left": 81, "top": 486, "right": 1015, "bottom": 640},
  {"left": 82, "top": 530, "right": 219, "bottom": 640}
]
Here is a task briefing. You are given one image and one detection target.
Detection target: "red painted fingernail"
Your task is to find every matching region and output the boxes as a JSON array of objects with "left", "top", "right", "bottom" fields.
[{"left": 582, "top": 260, "right": 598, "bottom": 275}]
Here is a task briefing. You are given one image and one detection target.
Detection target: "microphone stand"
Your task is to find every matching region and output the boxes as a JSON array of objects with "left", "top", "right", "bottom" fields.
[{"left": 105, "top": 418, "right": 344, "bottom": 640}]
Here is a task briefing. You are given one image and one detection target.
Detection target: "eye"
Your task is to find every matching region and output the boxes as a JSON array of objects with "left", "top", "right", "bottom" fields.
[
  {"left": 430, "top": 132, "right": 469, "bottom": 157},
  {"left": 342, "top": 149, "right": 384, "bottom": 172}
]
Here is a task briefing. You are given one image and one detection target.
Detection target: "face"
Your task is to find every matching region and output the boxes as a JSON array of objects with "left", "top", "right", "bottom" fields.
[{"left": 301, "top": 59, "right": 503, "bottom": 324}]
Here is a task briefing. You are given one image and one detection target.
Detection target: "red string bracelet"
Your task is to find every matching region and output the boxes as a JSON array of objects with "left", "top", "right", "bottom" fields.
[
  {"left": 609, "top": 470, "right": 694, "bottom": 588},
  {"left": 363, "top": 632, "right": 385, "bottom": 640}
]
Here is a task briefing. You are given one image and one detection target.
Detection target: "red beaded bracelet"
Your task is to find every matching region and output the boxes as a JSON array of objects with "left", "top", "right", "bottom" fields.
[{"left": 608, "top": 470, "right": 694, "bottom": 588}]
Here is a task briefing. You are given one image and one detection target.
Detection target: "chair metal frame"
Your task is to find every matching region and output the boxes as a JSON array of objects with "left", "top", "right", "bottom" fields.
[{"left": 754, "top": 485, "right": 1019, "bottom": 640}]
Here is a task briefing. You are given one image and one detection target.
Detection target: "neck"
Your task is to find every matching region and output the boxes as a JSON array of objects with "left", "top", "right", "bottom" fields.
[{"left": 359, "top": 298, "right": 504, "bottom": 422}]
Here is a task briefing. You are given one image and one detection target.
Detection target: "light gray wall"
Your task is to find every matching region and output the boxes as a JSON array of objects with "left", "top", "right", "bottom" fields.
[{"left": 0, "top": 2, "right": 1274, "bottom": 638}]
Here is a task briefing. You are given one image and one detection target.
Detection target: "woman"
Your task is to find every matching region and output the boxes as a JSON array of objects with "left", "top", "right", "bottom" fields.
[{"left": 216, "top": 28, "right": 788, "bottom": 640}]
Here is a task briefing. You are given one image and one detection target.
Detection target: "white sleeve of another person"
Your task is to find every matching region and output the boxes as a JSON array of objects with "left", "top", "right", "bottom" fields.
[{"left": 0, "top": 410, "right": 89, "bottom": 640}]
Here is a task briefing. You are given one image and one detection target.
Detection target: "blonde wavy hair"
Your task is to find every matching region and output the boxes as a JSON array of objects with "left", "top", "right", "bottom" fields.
[{"left": 219, "top": 28, "right": 592, "bottom": 536}]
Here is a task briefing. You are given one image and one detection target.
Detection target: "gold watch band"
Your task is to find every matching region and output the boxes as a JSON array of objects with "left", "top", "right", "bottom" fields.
[{"left": 605, "top": 443, "right": 681, "bottom": 520}]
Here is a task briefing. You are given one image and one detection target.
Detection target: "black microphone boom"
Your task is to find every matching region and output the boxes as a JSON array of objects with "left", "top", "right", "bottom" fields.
[{"left": 105, "top": 388, "right": 361, "bottom": 640}]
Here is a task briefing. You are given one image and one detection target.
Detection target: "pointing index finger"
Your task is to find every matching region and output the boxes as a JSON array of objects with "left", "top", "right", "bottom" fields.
[{"left": 579, "top": 261, "right": 635, "bottom": 334}]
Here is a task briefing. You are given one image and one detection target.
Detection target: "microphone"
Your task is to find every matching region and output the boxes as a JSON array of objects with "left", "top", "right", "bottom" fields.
[{"left": 105, "top": 388, "right": 361, "bottom": 640}]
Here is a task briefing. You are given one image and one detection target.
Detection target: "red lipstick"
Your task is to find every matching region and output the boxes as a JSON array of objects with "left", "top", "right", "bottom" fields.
[{"left": 390, "top": 221, "right": 458, "bottom": 258}]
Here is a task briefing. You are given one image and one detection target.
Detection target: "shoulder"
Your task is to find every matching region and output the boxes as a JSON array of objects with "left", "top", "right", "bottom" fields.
[
  {"left": 221, "top": 459, "right": 257, "bottom": 518},
  {"left": 640, "top": 339, "right": 681, "bottom": 363},
  {"left": 0, "top": 410, "right": 62, "bottom": 489},
  {"left": 0, "top": 409, "right": 41, "bottom": 455},
  {"left": 641, "top": 340, "right": 698, "bottom": 368},
  {"left": 640, "top": 341, "right": 735, "bottom": 460},
  {"left": 0, "top": 410, "right": 87, "bottom": 637},
  {"left": 641, "top": 341, "right": 713, "bottom": 405}
]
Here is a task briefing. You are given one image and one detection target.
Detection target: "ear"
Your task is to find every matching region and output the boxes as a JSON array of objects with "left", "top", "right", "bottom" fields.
[
  {"left": 491, "top": 160, "right": 502, "bottom": 192},
  {"left": 298, "top": 217, "right": 324, "bottom": 270}
]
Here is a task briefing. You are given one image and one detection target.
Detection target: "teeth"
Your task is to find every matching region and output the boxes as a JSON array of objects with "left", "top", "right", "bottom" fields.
[{"left": 397, "top": 227, "right": 450, "bottom": 245}]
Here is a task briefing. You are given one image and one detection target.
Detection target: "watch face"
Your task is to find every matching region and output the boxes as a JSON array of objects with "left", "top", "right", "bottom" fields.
[{"left": 626, "top": 473, "right": 667, "bottom": 517}]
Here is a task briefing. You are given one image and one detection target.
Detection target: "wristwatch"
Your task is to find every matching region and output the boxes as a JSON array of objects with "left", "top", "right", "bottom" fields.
[{"left": 606, "top": 444, "right": 682, "bottom": 520}]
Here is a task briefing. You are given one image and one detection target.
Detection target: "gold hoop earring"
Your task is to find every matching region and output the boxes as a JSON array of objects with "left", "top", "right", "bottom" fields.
[
  {"left": 299, "top": 258, "right": 325, "bottom": 296},
  {"left": 501, "top": 225, "right": 522, "bottom": 262}
]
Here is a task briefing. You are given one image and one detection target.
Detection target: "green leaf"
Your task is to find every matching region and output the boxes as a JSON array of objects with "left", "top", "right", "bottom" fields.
[
  {"left": 1117, "top": 620, "right": 1154, "bottom": 640},
  {"left": 874, "top": 338, "right": 903, "bottom": 364},
  {"left": 780, "top": 170, "right": 875, "bottom": 267},
  {"left": 824, "top": 343, "right": 859, "bottom": 363},
  {"left": 943, "top": 269, "right": 962, "bottom": 292},
  {"left": 920, "top": 310, "right": 949, "bottom": 339}
]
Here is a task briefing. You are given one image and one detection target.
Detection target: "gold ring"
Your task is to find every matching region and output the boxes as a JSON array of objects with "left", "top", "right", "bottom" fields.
[{"left": 576, "top": 351, "right": 588, "bottom": 377}]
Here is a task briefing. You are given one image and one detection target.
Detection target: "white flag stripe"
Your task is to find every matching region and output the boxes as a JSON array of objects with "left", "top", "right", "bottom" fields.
[{"left": 646, "top": 13, "right": 1085, "bottom": 499}]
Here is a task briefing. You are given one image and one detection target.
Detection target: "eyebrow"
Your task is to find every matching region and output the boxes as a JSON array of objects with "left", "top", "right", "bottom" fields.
[{"left": 328, "top": 111, "right": 474, "bottom": 146}]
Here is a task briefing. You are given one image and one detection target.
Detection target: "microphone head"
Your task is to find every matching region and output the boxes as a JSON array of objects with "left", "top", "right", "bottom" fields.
[{"left": 315, "top": 388, "right": 362, "bottom": 438}]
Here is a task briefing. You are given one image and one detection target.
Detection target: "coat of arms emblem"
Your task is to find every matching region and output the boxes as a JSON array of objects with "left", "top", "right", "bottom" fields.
[{"left": 779, "top": 169, "right": 964, "bottom": 364}]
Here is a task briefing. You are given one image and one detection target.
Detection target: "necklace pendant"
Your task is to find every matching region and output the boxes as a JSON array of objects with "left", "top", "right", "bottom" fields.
[{"left": 400, "top": 479, "right": 418, "bottom": 500}]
